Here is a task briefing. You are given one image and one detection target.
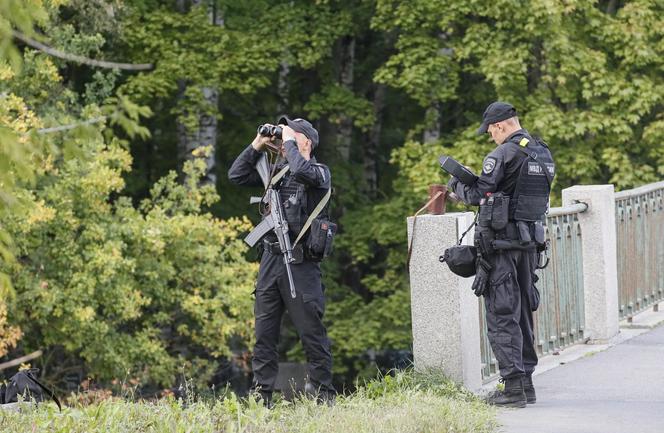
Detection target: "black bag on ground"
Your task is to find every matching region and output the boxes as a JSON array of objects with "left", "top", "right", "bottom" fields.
[{"left": 2, "top": 368, "right": 62, "bottom": 410}]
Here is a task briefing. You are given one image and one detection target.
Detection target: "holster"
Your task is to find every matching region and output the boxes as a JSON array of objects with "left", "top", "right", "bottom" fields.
[{"left": 475, "top": 227, "right": 495, "bottom": 256}]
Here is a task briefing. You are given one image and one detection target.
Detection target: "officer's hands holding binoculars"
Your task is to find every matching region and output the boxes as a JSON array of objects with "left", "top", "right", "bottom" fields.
[
  {"left": 251, "top": 132, "right": 274, "bottom": 152},
  {"left": 252, "top": 123, "right": 297, "bottom": 152}
]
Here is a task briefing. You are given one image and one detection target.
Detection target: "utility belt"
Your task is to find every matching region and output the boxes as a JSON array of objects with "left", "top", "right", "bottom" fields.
[
  {"left": 441, "top": 192, "right": 547, "bottom": 258},
  {"left": 472, "top": 193, "right": 548, "bottom": 298},
  {"left": 477, "top": 192, "right": 546, "bottom": 251},
  {"left": 263, "top": 239, "right": 305, "bottom": 263},
  {"left": 262, "top": 216, "right": 336, "bottom": 263}
]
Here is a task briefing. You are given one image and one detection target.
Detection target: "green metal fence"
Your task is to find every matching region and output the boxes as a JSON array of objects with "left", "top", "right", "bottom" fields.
[
  {"left": 615, "top": 181, "right": 664, "bottom": 321},
  {"left": 480, "top": 203, "right": 588, "bottom": 381}
]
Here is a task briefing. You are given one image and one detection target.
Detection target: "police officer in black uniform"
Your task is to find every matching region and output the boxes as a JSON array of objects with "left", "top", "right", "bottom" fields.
[
  {"left": 228, "top": 116, "right": 334, "bottom": 406},
  {"left": 447, "top": 102, "right": 555, "bottom": 408}
]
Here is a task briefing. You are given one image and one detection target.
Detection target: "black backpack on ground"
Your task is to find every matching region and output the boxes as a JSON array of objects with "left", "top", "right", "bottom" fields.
[{"left": 0, "top": 368, "right": 62, "bottom": 410}]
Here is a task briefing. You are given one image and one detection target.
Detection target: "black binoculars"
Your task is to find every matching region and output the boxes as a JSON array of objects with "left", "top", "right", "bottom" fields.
[{"left": 257, "top": 124, "right": 283, "bottom": 139}]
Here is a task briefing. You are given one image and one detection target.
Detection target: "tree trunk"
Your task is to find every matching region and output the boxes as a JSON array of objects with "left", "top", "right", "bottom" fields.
[
  {"left": 423, "top": 102, "right": 441, "bottom": 143},
  {"left": 176, "top": 0, "right": 220, "bottom": 187},
  {"left": 277, "top": 60, "right": 290, "bottom": 115},
  {"left": 364, "top": 83, "right": 385, "bottom": 198},
  {"left": 177, "top": 85, "right": 219, "bottom": 186},
  {"left": 336, "top": 36, "right": 355, "bottom": 161}
]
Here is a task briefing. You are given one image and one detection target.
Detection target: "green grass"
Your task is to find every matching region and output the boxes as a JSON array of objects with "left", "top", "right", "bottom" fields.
[{"left": 0, "top": 370, "right": 498, "bottom": 433}]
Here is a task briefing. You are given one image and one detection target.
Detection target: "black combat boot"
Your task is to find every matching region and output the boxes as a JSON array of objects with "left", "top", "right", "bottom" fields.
[
  {"left": 486, "top": 376, "right": 527, "bottom": 408},
  {"left": 249, "top": 387, "right": 274, "bottom": 409},
  {"left": 258, "top": 391, "right": 274, "bottom": 409},
  {"left": 304, "top": 382, "right": 336, "bottom": 406},
  {"left": 523, "top": 374, "right": 536, "bottom": 404}
]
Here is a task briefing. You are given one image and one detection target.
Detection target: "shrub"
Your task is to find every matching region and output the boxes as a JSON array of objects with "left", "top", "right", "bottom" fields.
[{"left": 4, "top": 141, "right": 257, "bottom": 388}]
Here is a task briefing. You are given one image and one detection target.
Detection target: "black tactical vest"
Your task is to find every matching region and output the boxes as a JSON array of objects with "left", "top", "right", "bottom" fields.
[
  {"left": 509, "top": 138, "right": 555, "bottom": 221},
  {"left": 277, "top": 165, "right": 330, "bottom": 240}
]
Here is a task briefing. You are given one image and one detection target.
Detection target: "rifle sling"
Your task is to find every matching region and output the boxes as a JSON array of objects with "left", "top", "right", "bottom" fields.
[
  {"left": 270, "top": 165, "right": 290, "bottom": 186},
  {"left": 293, "top": 187, "right": 331, "bottom": 247}
]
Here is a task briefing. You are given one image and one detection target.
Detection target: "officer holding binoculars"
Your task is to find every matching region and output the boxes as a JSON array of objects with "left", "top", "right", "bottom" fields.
[
  {"left": 447, "top": 102, "right": 555, "bottom": 408},
  {"left": 228, "top": 116, "right": 335, "bottom": 406}
]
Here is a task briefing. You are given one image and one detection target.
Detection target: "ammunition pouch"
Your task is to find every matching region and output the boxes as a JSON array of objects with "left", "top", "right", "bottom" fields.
[{"left": 478, "top": 193, "right": 510, "bottom": 232}]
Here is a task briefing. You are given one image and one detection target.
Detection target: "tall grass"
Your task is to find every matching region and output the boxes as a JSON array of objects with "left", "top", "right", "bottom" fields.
[{"left": 0, "top": 370, "right": 498, "bottom": 433}]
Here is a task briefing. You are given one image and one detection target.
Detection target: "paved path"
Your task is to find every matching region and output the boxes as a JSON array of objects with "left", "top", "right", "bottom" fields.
[{"left": 498, "top": 324, "right": 664, "bottom": 433}]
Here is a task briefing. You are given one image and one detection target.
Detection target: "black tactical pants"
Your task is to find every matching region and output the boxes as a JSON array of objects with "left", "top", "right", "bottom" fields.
[
  {"left": 483, "top": 245, "right": 539, "bottom": 379},
  {"left": 252, "top": 250, "right": 334, "bottom": 395}
]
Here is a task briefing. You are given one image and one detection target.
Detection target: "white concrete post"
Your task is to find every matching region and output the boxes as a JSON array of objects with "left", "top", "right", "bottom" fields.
[
  {"left": 562, "top": 185, "right": 619, "bottom": 343},
  {"left": 407, "top": 212, "right": 481, "bottom": 391}
]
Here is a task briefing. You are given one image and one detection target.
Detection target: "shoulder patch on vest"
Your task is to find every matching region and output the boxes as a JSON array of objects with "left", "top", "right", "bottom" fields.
[
  {"left": 483, "top": 157, "right": 497, "bottom": 175},
  {"left": 519, "top": 137, "right": 529, "bottom": 147}
]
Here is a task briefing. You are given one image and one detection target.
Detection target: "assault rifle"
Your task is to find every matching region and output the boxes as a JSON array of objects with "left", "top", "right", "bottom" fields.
[{"left": 243, "top": 153, "right": 297, "bottom": 298}]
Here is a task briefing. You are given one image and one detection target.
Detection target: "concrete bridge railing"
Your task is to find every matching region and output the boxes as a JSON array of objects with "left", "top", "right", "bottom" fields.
[{"left": 407, "top": 182, "right": 664, "bottom": 390}]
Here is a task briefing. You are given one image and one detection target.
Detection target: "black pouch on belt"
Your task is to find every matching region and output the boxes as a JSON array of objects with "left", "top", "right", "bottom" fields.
[
  {"left": 478, "top": 196, "right": 493, "bottom": 227},
  {"left": 516, "top": 221, "right": 532, "bottom": 243},
  {"left": 306, "top": 218, "right": 337, "bottom": 261}
]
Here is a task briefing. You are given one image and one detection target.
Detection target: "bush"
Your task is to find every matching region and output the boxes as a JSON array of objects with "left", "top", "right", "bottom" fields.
[{"left": 3, "top": 141, "right": 257, "bottom": 388}]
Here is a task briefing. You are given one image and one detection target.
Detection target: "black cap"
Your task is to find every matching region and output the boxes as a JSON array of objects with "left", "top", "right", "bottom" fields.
[
  {"left": 477, "top": 102, "right": 517, "bottom": 135},
  {"left": 278, "top": 116, "right": 319, "bottom": 148}
]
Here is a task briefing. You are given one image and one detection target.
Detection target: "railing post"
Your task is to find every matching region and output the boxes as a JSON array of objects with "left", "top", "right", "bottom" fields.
[
  {"left": 562, "top": 185, "right": 619, "bottom": 343},
  {"left": 407, "top": 212, "right": 481, "bottom": 391}
]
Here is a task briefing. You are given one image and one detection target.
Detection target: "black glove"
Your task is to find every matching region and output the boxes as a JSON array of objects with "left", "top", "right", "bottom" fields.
[
  {"left": 447, "top": 176, "right": 459, "bottom": 193},
  {"left": 471, "top": 257, "right": 492, "bottom": 297}
]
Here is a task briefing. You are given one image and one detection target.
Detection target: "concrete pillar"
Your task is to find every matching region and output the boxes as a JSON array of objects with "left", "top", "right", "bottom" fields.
[
  {"left": 407, "top": 212, "right": 481, "bottom": 391},
  {"left": 562, "top": 185, "right": 619, "bottom": 343}
]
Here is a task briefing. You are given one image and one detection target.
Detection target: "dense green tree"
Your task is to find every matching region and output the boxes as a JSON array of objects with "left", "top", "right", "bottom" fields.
[
  {"left": 1, "top": 0, "right": 256, "bottom": 390},
  {"left": 2, "top": 0, "right": 662, "bottom": 389}
]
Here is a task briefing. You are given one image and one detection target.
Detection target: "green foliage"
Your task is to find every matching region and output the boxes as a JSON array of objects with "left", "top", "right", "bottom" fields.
[
  {"left": 1, "top": 0, "right": 663, "bottom": 393},
  {"left": 4, "top": 141, "right": 256, "bottom": 386},
  {"left": 119, "top": 6, "right": 279, "bottom": 129},
  {"left": 305, "top": 84, "right": 375, "bottom": 132},
  {"left": 0, "top": 0, "right": 52, "bottom": 294},
  {"left": 374, "top": 34, "right": 459, "bottom": 107},
  {"left": 324, "top": 0, "right": 664, "bottom": 383}
]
